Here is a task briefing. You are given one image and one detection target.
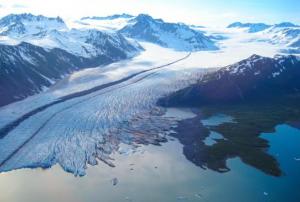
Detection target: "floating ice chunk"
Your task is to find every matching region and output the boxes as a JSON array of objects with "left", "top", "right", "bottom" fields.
[
  {"left": 176, "top": 196, "right": 188, "bottom": 201},
  {"left": 125, "top": 196, "right": 133, "bottom": 201},
  {"left": 163, "top": 107, "right": 197, "bottom": 120},
  {"left": 272, "top": 72, "right": 280, "bottom": 78},
  {"left": 111, "top": 177, "right": 118, "bottom": 186},
  {"left": 218, "top": 167, "right": 230, "bottom": 172},
  {"left": 194, "top": 193, "right": 203, "bottom": 198},
  {"left": 118, "top": 144, "right": 135, "bottom": 156}
]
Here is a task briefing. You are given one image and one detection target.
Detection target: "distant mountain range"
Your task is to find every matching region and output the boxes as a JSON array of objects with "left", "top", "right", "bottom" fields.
[
  {"left": 227, "top": 22, "right": 271, "bottom": 33},
  {"left": 227, "top": 21, "right": 300, "bottom": 54},
  {"left": 0, "top": 13, "right": 67, "bottom": 36},
  {"left": 79, "top": 13, "right": 218, "bottom": 51},
  {"left": 79, "top": 14, "right": 300, "bottom": 53},
  {"left": 0, "top": 13, "right": 141, "bottom": 58},
  {"left": 227, "top": 21, "right": 299, "bottom": 33},
  {"left": 159, "top": 54, "right": 300, "bottom": 106},
  {"left": 120, "top": 14, "right": 218, "bottom": 51},
  {"left": 267, "top": 26, "right": 300, "bottom": 54},
  {"left": 81, "top": 13, "right": 134, "bottom": 21}
]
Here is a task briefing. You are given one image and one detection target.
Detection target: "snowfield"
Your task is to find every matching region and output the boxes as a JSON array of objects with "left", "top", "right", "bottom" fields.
[{"left": 0, "top": 26, "right": 298, "bottom": 175}]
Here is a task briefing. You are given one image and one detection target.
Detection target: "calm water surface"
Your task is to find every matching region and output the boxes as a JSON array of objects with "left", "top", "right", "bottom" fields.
[{"left": 0, "top": 124, "right": 299, "bottom": 202}]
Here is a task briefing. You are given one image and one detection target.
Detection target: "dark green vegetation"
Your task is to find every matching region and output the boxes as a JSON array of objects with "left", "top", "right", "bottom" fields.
[
  {"left": 159, "top": 54, "right": 300, "bottom": 176},
  {"left": 171, "top": 96, "right": 300, "bottom": 176}
]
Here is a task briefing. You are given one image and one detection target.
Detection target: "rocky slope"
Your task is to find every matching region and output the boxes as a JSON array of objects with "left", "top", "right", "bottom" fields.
[
  {"left": 0, "top": 13, "right": 142, "bottom": 106},
  {"left": 159, "top": 54, "right": 300, "bottom": 106}
]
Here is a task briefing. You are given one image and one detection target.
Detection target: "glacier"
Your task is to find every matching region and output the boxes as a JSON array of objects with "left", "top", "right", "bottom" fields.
[{"left": 0, "top": 43, "right": 203, "bottom": 176}]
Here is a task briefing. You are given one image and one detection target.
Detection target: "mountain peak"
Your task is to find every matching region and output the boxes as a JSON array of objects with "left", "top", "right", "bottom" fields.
[
  {"left": 0, "top": 13, "right": 67, "bottom": 37},
  {"left": 227, "top": 22, "right": 271, "bottom": 33},
  {"left": 228, "top": 21, "right": 299, "bottom": 30},
  {"left": 249, "top": 54, "right": 265, "bottom": 60},
  {"left": 227, "top": 22, "right": 243, "bottom": 28},
  {"left": 273, "top": 22, "right": 299, "bottom": 28},
  {"left": 134, "top": 14, "right": 155, "bottom": 22},
  {"left": 0, "top": 13, "right": 65, "bottom": 25},
  {"left": 120, "top": 14, "right": 218, "bottom": 51},
  {"left": 129, "top": 14, "right": 165, "bottom": 25},
  {"left": 81, "top": 13, "right": 134, "bottom": 21}
]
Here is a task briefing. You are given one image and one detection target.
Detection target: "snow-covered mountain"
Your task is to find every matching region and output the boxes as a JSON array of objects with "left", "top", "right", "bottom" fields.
[
  {"left": 0, "top": 13, "right": 143, "bottom": 106},
  {"left": 272, "top": 22, "right": 300, "bottom": 28},
  {"left": 159, "top": 54, "right": 300, "bottom": 106},
  {"left": 0, "top": 13, "right": 67, "bottom": 37},
  {"left": 0, "top": 42, "right": 100, "bottom": 106},
  {"left": 0, "top": 39, "right": 141, "bottom": 106},
  {"left": 0, "top": 14, "right": 141, "bottom": 58},
  {"left": 81, "top": 13, "right": 134, "bottom": 21},
  {"left": 263, "top": 24, "right": 300, "bottom": 54},
  {"left": 227, "top": 21, "right": 300, "bottom": 54},
  {"left": 76, "top": 13, "right": 135, "bottom": 31},
  {"left": 227, "top": 22, "right": 300, "bottom": 33},
  {"left": 25, "top": 28, "right": 142, "bottom": 58},
  {"left": 120, "top": 14, "right": 218, "bottom": 51},
  {"left": 227, "top": 22, "right": 271, "bottom": 33},
  {"left": 75, "top": 13, "right": 218, "bottom": 51}
]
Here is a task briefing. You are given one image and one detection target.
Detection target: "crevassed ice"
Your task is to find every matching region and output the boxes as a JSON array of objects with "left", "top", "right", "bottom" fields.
[{"left": 0, "top": 63, "right": 201, "bottom": 176}]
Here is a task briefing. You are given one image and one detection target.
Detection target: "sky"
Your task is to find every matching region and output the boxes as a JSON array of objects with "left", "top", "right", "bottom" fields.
[{"left": 0, "top": 0, "right": 299, "bottom": 27}]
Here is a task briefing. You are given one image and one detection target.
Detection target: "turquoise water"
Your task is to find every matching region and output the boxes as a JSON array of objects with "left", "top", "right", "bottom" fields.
[
  {"left": 259, "top": 125, "right": 300, "bottom": 201},
  {"left": 203, "top": 131, "right": 225, "bottom": 146},
  {"left": 201, "top": 114, "right": 235, "bottom": 127},
  {"left": 0, "top": 124, "right": 299, "bottom": 202}
]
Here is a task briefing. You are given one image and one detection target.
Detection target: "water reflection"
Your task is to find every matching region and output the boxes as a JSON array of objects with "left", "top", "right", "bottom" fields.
[
  {"left": 0, "top": 124, "right": 299, "bottom": 202},
  {"left": 171, "top": 100, "right": 300, "bottom": 176}
]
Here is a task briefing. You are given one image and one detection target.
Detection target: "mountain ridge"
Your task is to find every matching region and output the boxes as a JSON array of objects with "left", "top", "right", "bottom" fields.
[
  {"left": 227, "top": 21, "right": 300, "bottom": 33},
  {"left": 0, "top": 13, "right": 143, "bottom": 106},
  {"left": 80, "top": 13, "right": 134, "bottom": 21},
  {"left": 227, "top": 22, "right": 271, "bottom": 33},
  {"left": 158, "top": 54, "right": 300, "bottom": 106}
]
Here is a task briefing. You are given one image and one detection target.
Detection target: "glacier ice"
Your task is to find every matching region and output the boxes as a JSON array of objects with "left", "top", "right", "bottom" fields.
[{"left": 0, "top": 45, "right": 202, "bottom": 176}]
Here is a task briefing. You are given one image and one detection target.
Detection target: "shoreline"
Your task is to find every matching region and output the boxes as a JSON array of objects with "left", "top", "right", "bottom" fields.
[{"left": 168, "top": 106, "right": 283, "bottom": 176}]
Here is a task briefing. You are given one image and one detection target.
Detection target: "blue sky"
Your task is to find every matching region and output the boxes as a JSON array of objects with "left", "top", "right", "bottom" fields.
[{"left": 0, "top": 0, "right": 299, "bottom": 26}]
